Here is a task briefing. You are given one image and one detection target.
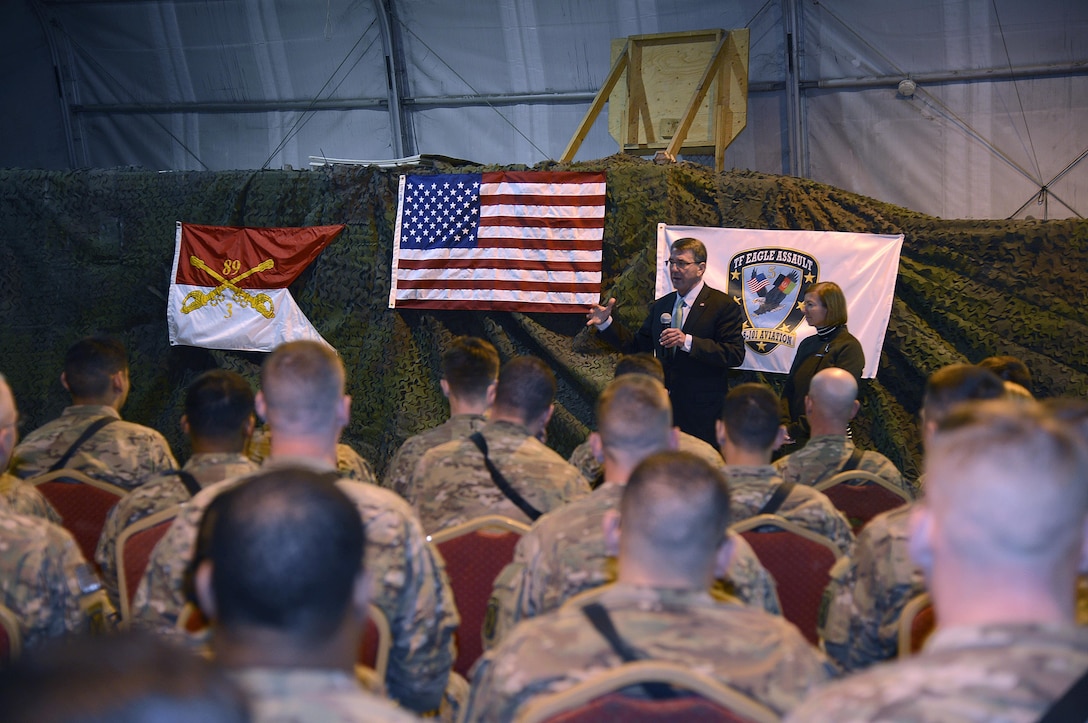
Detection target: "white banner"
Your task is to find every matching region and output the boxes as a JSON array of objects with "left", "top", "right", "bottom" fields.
[{"left": 657, "top": 225, "right": 903, "bottom": 378}]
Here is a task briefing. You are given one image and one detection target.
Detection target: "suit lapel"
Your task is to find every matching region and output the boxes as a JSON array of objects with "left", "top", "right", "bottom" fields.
[{"left": 682, "top": 285, "right": 712, "bottom": 330}]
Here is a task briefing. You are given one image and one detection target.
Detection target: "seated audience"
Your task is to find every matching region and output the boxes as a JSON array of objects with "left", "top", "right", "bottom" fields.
[
  {"left": 487, "top": 374, "right": 780, "bottom": 650},
  {"left": 567, "top": 353, "right": 725, "bottom": 487},
  {"left": 774, "top": 367, "right": 909, "bottom": 497},
  {"left": 819, "top": 363, "right": 1005, "bottom": 672},
  {"left": 718, "top": 383, "right": 854, "bottom": 556},
  {"left": 789, "top": 399, "right": 1088, "bottom": 721},
  {"left": 12, "top": 336, "right": 177, "bottom": 490},
  {"left": 194, "top": 467, "right": 421, "bottom": 722},
  {"left": 465, "top": 451, "right": 832, "bottom": 721},
  {"left": 0, "top": 631, "right": 249, "bottom": 723},
  {"left": 133, "top": 341, "right": 457, "bottom": 715},
  {"left": 95, "top": 369, "right": 259, "bottom": 610},
  {"left": 408, "top": 355, "right": 589, "bottom": 533},
  {"left": 383, "top": 336, "right": 498, "bottom": 500}
]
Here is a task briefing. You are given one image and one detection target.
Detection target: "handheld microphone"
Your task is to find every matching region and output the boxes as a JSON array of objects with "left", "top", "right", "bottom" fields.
[{"left": 660, "top": 312, "right": 672, "bottom": 326}]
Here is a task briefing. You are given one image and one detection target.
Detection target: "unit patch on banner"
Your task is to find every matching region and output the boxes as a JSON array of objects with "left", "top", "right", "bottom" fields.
[{"left": 728, "top": 248, "right": 819, "bottom": 354}]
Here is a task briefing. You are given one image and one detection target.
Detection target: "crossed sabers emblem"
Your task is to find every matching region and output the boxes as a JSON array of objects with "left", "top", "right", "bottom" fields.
[{"left": 180, "top": 256, "right": 276, "bottom": 319}]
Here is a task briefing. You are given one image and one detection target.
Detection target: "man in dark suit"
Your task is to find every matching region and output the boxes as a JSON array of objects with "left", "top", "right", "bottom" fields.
[{"left": 586, "top": 237, "right": 745, "bottom": 446}]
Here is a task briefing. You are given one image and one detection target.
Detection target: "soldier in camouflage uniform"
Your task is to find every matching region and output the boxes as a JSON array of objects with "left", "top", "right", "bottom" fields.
[
  {"left": 0, "top": 374, "right": 60, "bottom": 522},
  {"left": 383, "top": 336, "right": 498, "bottom": 500},
  {"left": 11, "top": 336, "right": 177, "bottom": 490},
  {"left": 818, "top": 364, "right": 1006, "bottom": 672},
  {"left": 488, "top": 374, "right": 779, "bottom": 649},
  {"left": 0, "top": 372, "right": 114, "bottom": 647},
  {"left": 408, "top": 356, "right": 589, "bottom": 533},
  {"left": 719, "top": 383, "right": 854, "bottom": 556},
  {"left": 567, "top": 353, "right": 725, "bottom": 487},
  {"left": 789, "top": 399, "right": 1088, "bottom": 722},
  {"left": 95, "top": 369, "right": 259, "bottom": 610},
  {"left": 774, "top": 368, "right": 911, "bottom": 497},
  {"left": 248, "top": 426, "right": 378, "bottom": 485},
  {"left": 466, "top": 451, "right": 831, "bottom": 722},
  {"left": 133, "top": 342, "right": 457, "bottom": 716},
  {"left": 193, "top": 467, "right": 422, "bottom": 723}
]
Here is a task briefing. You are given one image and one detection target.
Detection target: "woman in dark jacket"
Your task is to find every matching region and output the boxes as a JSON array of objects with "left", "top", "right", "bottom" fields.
[{"left": 780, "top": 281, "right": 864, "bottom": 446}]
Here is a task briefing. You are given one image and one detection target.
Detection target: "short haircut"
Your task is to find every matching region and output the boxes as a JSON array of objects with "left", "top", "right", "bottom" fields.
[
  {"left": 0, "top": 631, "right": 249, "bottom": 723},
  {"left": 208, "top": 467, "right": 365, "bottom": 641},
  {"left": 185, "top": 370, "right": 255, "bottom": 442},
  {"left": 978, "top": 355, "right": 1032, "bottom": 392},
  {"left": 596, "top": 374, "right": 672, "bottom": 456},
  {"left": 927, "top": 400, "right": 1088, "bottom": 567},
  {"left": 922, "top": 364, "right": 1004, "bottom": 425},
  {"left": 493, "top": 356, "right": 556, "bottom": 421},
  {"left": 441, "top": 336, "right": 500, "bottom": 398},
  {"left": 670, "top": 237, "right": 707, "bottom": 265},
  {"left": 804, "top": 281, "right": 848, "bottom": 326},
  {"left": 622, "top": 450, "right": 731, "bottom": 563},
  {"left": 260, "top": 341, "right": 344, "bottom": 433},
  {"left": 613, "top": 353, "right": 665, "bottom": 382},
  {"left": 720, "top": 383, "right": 781, "bottom": 451},
  {"left": 63, "top": 336, "right": 128, "bottom": 398}
]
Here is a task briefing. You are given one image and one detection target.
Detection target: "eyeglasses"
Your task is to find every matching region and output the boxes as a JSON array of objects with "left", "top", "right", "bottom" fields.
[{"left": 665, "top": 258, "right": 700, "bottom": 270}]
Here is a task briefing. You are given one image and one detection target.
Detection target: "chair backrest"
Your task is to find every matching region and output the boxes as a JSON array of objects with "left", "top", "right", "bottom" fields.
[
  {"left": 358, "top": 603, "right": 392, "bottom": 681},
  {"left": 429, "top": 514, "right": 531, "bottom": 678},
  {"left": 30, "top": 470, "right": 127, "bottom": 564},
  {"left": 814, "top": 471, "right": 911, "bottom": 534},
  {"left": 0, "top": 603, "right": 23, "bottom": 665},
  {"left": 514, "top": 660, "right": 780, "bottom": 723},
  {"left": 729, "top": 514, "right": 842, "bottom": 645},
  {"left": 897, "top": 591, "right": 936, "bottom": 658},
  {"left": 115, "top": 506, "right": 179, "bottom": 625}
]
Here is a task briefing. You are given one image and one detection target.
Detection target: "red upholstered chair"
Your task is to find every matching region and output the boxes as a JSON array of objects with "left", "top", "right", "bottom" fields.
[
  {"left": 115, "top": 506, "right": 179, "bottom": 625},
  {"left": 30, "top": 470, "right": 126, "bottom": 565},
  {"left": 429, "top": 515, "right": 531, "bottom": 678},
  {"left": 897, "top": 592, "right": 936, "bottom": 658},
  {"left": 729, "top": 514, "right": 842, "bottom": 645},
  {"left": 814, "top": 470, "right": 911, "bottom": 534},
  {"left": 0, "top": 603, "right": 22, "bottom": 665},
  {"left": 514, "top": 660, "right": 780, "bottom": 723}
]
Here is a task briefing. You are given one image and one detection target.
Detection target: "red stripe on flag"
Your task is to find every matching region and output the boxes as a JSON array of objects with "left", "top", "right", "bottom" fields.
[
  {"left": 394, "top": 298, "right": 594, "bottom": 312},
  {"left": 396, "top": 279, "right": 600, "bottom": 292},
  {"left": 474, "top": 238, "right": 602, "bottom": 251},
  {"left": 480, "top": 194, "right": 606, "bottom": 206},
  {"left": 481, "top": 170, "right": 607, "bottom": 185},
  {"left": 479, "top": 216, "right": 605, "bottom": 229},
  {"left": 398, "top": 258, "right": 601, "bottom": 272}
]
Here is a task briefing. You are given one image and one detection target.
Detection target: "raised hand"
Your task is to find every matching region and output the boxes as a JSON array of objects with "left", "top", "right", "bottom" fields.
[{"left": 585, "top": 297, "right": 617, "bottom": 327}]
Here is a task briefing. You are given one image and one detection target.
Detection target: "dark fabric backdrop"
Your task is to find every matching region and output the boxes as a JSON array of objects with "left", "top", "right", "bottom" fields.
[{"left": 3, "top": 154, "right": 1086, "bottom": 485}]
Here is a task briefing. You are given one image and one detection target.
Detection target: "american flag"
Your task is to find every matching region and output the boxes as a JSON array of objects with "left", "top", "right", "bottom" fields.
[
  {"left": 746, "top": 270, "right": 769, "bottom": 294},
  {"left": 389, "top": 171, "right": 606, "bottom": 312}
]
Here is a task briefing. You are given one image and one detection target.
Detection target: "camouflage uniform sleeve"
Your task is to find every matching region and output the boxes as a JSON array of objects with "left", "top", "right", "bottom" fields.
[
  {"left": 567, "top": 440, "right": 600, "bottom": 485},
  {"left": 351, "top": 490, "right": 456, "bottom": 714},
  {"left": 724, "top": 532, "right": 782, "bottom": 615},
  {"left": 336, "top": 444, "right": 379, "bottom": 485},
  {"left": 383, "top": 437, "right": 420, "bottom": 499},
  {"left": 7, "top": 481, "right": 62, "bottom": 524},
  {"left": 130, "top": 501, "right": 205, "bottom": 631},
  {"left": 819, "top": 515, "right": 917, "bottom": 673},
  {"left": 147, "top": 431, "right": 180, "bottom": 476}
]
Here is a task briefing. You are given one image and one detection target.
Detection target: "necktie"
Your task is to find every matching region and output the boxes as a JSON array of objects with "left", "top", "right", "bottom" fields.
[{"left": 672, "top": 297, "right": 685, "bottom": 329}]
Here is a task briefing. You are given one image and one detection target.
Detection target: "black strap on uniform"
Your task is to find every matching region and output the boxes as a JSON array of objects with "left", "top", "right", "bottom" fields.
[
  {"left": 758, "top": 479, "right": 796, "bottom": 516},
  {"left": 176, "top": 470, "right": 202, "bottom": 498},
  {"left": 840, "top": 446, "right": 865, "bottom": 474},
  {"left": 47, "top": 417, "right": 118, "bottom": 473},
  {"left": 581, "top": 603, "right": 678, "bottom": 700},
  {"left": 1037, "top": 665, "right": 1088, "bottom": 723},
  {"left": 468, "top": 432, "right": 542, "bottom": 521}
]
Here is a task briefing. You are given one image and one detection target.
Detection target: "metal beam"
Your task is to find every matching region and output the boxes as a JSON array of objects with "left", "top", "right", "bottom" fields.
[
  {"left": 805, "top": 61, "right": 1088, "bottom": 91},
  {"left": 373, "top": 0, "right": 406, "bottom": 157}
]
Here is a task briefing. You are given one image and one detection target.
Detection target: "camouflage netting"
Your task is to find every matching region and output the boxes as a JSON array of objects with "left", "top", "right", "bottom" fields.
[{"left": 2, "top": 154, "right": 1087, "bottom": 485}]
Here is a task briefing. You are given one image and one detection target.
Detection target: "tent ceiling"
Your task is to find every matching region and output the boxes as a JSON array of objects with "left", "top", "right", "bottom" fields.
[{"left": 2, "top": 0, "right": 1086, "bottom": 219}]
